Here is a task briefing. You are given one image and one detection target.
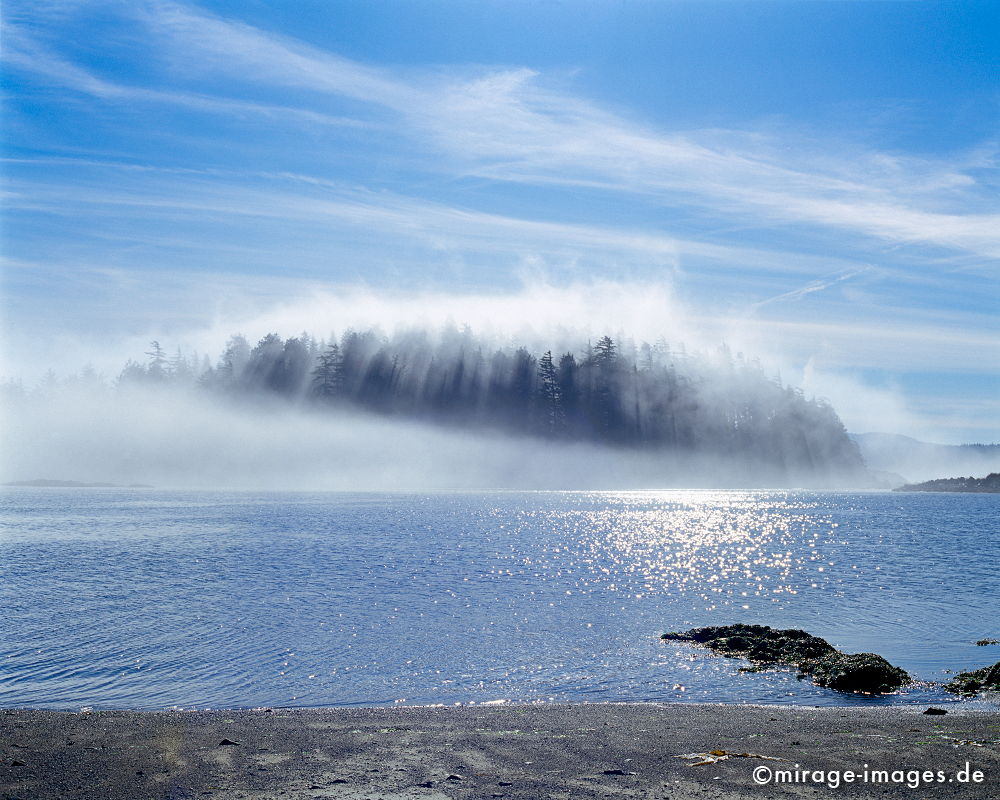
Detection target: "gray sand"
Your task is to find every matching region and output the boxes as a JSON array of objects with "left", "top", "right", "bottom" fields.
[{"left": 2, "top": 703, "right": 998, "bottom": 799}]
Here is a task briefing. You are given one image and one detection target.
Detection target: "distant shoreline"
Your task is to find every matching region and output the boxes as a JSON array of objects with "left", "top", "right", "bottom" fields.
[
  {"left": 894, "top": 473, "right": 1000, "bottom": 493},
  {"left": 2, "top": 479, "right": 154, "bottom": 488}
]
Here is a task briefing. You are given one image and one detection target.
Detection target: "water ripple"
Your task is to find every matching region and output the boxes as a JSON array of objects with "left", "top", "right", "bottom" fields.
[{"left": 1, "top": 489, "right": 998, "bottom": 709}]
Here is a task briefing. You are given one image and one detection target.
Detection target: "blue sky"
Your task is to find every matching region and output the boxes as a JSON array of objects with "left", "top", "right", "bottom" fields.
[{"left": 2, "top": 0, "right": 998, "bottom": 443}]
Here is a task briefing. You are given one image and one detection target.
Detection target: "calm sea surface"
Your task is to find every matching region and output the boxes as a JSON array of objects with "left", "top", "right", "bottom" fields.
[{"left": 1, "top": 489, "right": 998, "bottom": 710}]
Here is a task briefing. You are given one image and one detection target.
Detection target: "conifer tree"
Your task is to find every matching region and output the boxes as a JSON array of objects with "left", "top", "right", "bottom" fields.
[
  {"left": 536, "top": 350, "right": 564, "bottom": 435},
  {"left": 312, "top": 342, "right": 344, "bottom": 399}
]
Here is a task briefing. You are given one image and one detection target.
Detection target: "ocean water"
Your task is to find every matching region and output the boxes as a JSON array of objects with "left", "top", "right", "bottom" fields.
[{"left": 1, "top": 489, "right": 998, "bottom": 711}]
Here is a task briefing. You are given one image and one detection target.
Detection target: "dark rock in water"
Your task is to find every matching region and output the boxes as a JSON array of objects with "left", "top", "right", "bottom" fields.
[
  {"left": 975, "top": 638, "right": 999, "bottom": 646},
  {"left": 944, "top": 661, "right": 1000, "bottom": 696},
  {"left": 662, "top": 624, "right": 908, "bottom": 694},
  {"left": 661, "top": 624, "right": 835, "bottom": 665},
  {"left": 801, "top": 652, "right": 910, "bottom": 694}
]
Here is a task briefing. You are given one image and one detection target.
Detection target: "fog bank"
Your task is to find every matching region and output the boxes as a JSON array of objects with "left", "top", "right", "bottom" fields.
[
  {"left": 6, "top": 278, "right": 984, "bottom": 446},
  {"left": 2, "top": 384, "right": 869, "bottom": 491},
  {"left": 852, "top": 433, "right": 1000, "bottom": 486}
]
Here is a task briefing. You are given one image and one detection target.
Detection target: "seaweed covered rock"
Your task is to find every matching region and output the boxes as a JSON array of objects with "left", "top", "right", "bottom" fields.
[
  {"left": 802, "top": 652, "right": 910, "bottom": 694},
  {"left": 662, "top": 623, "right": 910, "bottom": 695},
  {"left": 661, "top": 624, "right": 836, "bottom": 664},
  {"left": 944, "top": 661, "right": 1000, "bottom": 696}
]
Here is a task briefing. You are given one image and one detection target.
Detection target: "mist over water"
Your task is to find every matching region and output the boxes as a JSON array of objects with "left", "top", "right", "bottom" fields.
[
  {"left": 0, "top": 385, "right": 852, "bottom": 491},
  {"left": 2, "top": 323, "right": 873, "bottom": 490},
  {"left": 852, "top": 432, "right": 1000, "bottom": 485},
  {"left": 10, "top": 279, "right": 980, "bottom": 448}
]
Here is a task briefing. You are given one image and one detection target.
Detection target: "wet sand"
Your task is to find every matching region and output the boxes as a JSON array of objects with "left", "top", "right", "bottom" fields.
[{"left": 2, "top": 703, "right": 999, "bottom": 799}]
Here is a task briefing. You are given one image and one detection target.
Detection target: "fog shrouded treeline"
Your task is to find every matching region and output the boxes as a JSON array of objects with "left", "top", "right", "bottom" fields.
[{"left": 38, "top": 324, "right": 865, "bottom": 484}]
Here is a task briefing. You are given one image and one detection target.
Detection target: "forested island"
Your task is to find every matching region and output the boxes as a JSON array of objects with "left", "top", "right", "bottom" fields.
[
  {"left": 40, "top": 326, "right": 864, "bottom": 483},
  {"left": 894, "top": 473, "right": 1000, "bottom": 493}
]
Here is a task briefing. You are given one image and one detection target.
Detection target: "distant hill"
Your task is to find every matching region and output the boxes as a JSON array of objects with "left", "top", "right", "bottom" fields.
[
  {"left": 851, "top": 433, "right": 1000, "bottom": 484},
  {"left": 894, "top": 473, "right": 1000, "bottom": 493}
]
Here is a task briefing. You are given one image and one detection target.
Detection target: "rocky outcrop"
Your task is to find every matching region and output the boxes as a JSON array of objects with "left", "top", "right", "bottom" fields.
[
  {"left": 803, "top": 652, "right": 911, "bottom": 694},
  {"left": 944, "top": 661, "right": 1000, "bottom": 696},
  {"left": 662, "top": 624, "right": 910, "bottom": 694},
  {"left": 662, "top": 624, "right": 836, "bottom": 663}
]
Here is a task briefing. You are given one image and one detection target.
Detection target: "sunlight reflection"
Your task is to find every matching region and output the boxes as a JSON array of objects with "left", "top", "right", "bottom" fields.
[{"left": 498, "top": 491, "right": 840, "bottom": 605}]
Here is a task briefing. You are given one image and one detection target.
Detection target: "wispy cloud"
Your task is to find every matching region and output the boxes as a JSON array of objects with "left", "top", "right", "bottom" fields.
[
  {"left": 137, "top": 0, "right": 414, "bottom": 109},
  {"left": 1, "top": 164, "right": 808, "bottom": 278},
  {"left": 8, "top": 1, "right": 997, "bottom": 259},
  {"left": 111, "top": 1, "right": 1000, "bottom": 260},
  {"left": 750, "top": 268, "right": 876, "bottom": 310},
  {"left": 1, "top": 21, "right": 370, "bottom": 129}
]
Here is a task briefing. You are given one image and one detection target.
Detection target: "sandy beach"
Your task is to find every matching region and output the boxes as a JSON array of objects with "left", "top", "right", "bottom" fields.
[{"left": 2, "top": 703, "right": 998, "bottom": 799}]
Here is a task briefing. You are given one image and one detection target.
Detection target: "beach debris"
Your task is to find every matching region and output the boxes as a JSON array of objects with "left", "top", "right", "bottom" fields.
[
  {"left": 941, "top": 736, "right": 988, "bottom": 748},
  {"left": 676, "top": 750, "right": 786, "bottom": 766},
  {"left": 923, "top": 707, "right": 948, "bottom": 715},
  {"left": 498, "top": 780, "right": 514, "bottom": 786},
  {"left": 944, "top": 660, "right": 1000, "bottom": 695},
  {"left": 11, "top": 759, "right": 26, "bottom": 767},
  {"left": 602, "top": 768, "right": 637, "bottom": 775},
  {"left": 662, "top": 624, "right": 910, "bottom": 694},
  {"left": 975, "top": 638, "right": 999, "bottom": 646},
  {"left": 218, "top": 738, "right": 240, "bottom": 746},
  {"left": 445, "top": 774, "right": 464, "bottom": 781}
]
